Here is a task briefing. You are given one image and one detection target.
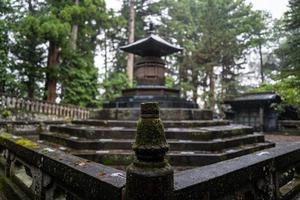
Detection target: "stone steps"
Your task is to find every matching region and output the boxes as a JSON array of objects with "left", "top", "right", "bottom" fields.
[
  {"left": 40, "top": 132, "right": 265, "bottom": 152},
  {"left": 72, "top": 119, "right": 230, "bottom": 128},
  {"left": 40, "top": 119, "right": 274, "bottom": 169},
  {"left": 48, "top": 124, "right": 253, "bottom": 141},
  {"left": 71, "top": 142, "right": 275, "bottom": 167}
]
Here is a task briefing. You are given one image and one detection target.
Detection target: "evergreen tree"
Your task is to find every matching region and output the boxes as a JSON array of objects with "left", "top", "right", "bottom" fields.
[
  {"left": 284, "top": 0, "right": 300, "bottom": 77},
  {"left": 0, "top": 0, "right": 15, "bottom": 94},
  {"left": 10, "top": 0, "right": 45, "bottom": 99},
  {"left": 159, "top": 0, "right": 269, "bottom": 110},
  {"left": 59, "top": 0, "right": 109, "bottom": 107}
]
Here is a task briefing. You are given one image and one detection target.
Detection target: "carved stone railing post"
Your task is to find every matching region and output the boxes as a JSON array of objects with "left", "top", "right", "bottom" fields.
[
  {"left": 30, "top": 165, "right": 55, "bottom": 200},
  {"left": 126, "top": 102, "right": 174, "bottom": 200},
  {"left": 6, "top": 123, "right": 14, "bottom": 134},
  {"left": 38, "top": 122, "right": 46, "bottom": 134},
  {"left": 4, "top": 150, "right": 15, "bottom": 177}
]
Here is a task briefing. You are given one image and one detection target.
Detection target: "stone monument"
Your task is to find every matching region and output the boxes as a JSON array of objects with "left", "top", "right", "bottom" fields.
[{"left": 94, "top": 29, "right": 209, "bottom": 120}]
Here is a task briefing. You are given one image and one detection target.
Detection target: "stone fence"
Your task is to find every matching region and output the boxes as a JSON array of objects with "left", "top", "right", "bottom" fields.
[
  {"left": 279, "top": 120, "right": 300, "bottom": 134},
  {"left": 0, "top": 93, "right": 90, "bottom": 119},
  {"left": 0, "top": 120, "right": 67, "bottom": 136},
  {"left": 0, "top": 134, "right": 126, "bottom": 200},
  {"left": 0, "top": 133, "right": 300, "bottom": 200},
  {"left": 174, "top": 143, "right": 300, "bottom": 200}
]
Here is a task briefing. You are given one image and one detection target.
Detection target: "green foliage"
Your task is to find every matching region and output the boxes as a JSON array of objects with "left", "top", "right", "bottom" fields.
[
  {"left": 251, "top": 0, "right": 300, "bottom": 112},
  {"left": 252, "top": 76, "right": 300, "bottom": 108},
  {"left": 57, "top": 0, "right": 109, "bottom": 107},
  {"left": 165, "top": 75, "right": 176, "bottom": 88},
  {"left": 283, "top": 0, "right": 300, "bottom": 77},
  {"left": 1, "top": 0, "right": 113, "bottom": 106},
  {"left": 100, "top": 72, "right": 129, "bottom": 104},
  {"left": 1, "top": 110, "right": 12, "bottom": 118},
  {"left": 157, "top": 0, "right": 270, "bottom": 109},
  {"left": 61, "top": 53, "right": 100, "bottom": 108},
  {"left": 0, "top": 1, "right": 17, "bottom": 94}
]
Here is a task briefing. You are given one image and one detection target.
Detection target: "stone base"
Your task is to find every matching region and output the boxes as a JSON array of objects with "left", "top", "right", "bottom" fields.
[
  {"left": 91, "top": 108, "right": 213, "bottom": 120},
  {"left": 122, "top": 86, "right": 180, "bottom": 97},
  {"left": 103, "top": 95, "right": 198, "bottom": 109}
]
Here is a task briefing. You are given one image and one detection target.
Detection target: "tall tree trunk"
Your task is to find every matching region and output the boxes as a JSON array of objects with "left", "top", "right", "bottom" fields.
[
  {"left": 208, "top": 65, "right": 215, "bottom": 111},
  {"left": 27, "top": 77, "right": 35, "bottom": 99},
  {"left": 259, "top": 42, "right": 264, "bottom": 83},
  {"left": 220, "top": 65, "right": 225, "bottom": 101},
  {"left": 61, "top": 0, "right": 79, "bottom": 100},
  {"left": 191, "top": 63, "right": 198, "bottom": 102},
  {"left": 127, "top": 0, "right": 135, "bottom": 86},
  {"left": 0, "top": 81, "right": 5, "bottom": 94},
  {"left": 45, "top": 41, "right": 59, "bottom": 102},
  {"left": 70, "top": 0, "right": 79, "bottom": 50},
  {"left": 104, "top": 30, "right": 108, "bottom": 79}
]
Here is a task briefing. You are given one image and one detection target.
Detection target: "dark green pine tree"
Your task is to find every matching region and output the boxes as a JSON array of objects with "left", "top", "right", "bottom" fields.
[
  {"left": 58, "top": 0, "right": 110, "bottom": 107},
  {"left": 10, "top": 0, "right": 45, "bottom": 99},
  {"left": 0, "top": 0, "right": 15, "bottom": 94},
  {"left": 285, "top": 0, "right": 300, "bottom": 77}
]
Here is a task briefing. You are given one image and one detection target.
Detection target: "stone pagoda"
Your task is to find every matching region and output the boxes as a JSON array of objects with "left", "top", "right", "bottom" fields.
[{"left": 93, "top": 31, "right": 206, "bottom": 120}]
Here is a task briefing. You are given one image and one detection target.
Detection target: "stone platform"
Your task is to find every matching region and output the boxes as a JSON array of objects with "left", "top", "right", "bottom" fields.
[
  {"left": 39, "top": 119, "right": 274, "bottom": 169},
  {"left": 91, "top": 108, "right": 212, "bottom": 120}
]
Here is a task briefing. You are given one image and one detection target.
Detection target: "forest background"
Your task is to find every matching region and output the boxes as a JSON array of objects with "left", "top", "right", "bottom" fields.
[{"left": 0, "top": 0, "right": 299, "bottom": 113}]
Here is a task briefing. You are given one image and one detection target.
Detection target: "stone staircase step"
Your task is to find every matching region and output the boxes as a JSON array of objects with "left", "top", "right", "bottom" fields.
[
  {"left": 72, "top": 119, "right": 230, "bottom": 128},
  {"left": 48, "top": 125, "right": 253, "bottom": 141},
  {"left": 40, "top": 132, "right": 265, "bottom": 152},
  {"left": 71, "top": 142, "right": 275, "bottom": 167}
]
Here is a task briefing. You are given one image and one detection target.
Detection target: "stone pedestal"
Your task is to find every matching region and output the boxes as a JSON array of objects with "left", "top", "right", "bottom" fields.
[{"left": 126, "top": 103, "right": 174, "bottom": 200}]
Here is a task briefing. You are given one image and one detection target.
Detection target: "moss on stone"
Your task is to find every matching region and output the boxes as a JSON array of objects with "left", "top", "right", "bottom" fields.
[
  {"left": 102, "top": 155, "right": 133, "bottom": 165},
  {"left": 134, "top": 118, "right": 167, "bottom": 148},
  {"left": 0, "top": 133, "right": 13, "bottom": 145},
  {"left": 16, "top": 139, "right": 39, "bottom": 149},
  {"left": 0, "top": 133, "right": 13, "bottom": 140}
]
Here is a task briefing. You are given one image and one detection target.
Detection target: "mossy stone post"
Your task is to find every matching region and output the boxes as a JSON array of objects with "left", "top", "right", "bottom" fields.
[{"left": 126, "top": 102, "right": 174, "bottom": 200}]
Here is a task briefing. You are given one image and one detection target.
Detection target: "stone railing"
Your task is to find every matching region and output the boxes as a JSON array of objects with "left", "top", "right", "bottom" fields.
[
  {"left": 174, "top": 143, "right": 300, "bottom": 200},
  {"left": 1, "top": 134, "right": 300, "bottom": 200},
  {"left": 0, "top": 120, "right": 67, "bottom": 136},
  {"left": 279, "top": 120, "right": 300, "bottom": 133},
  {"left": 0, "top": 94, "right": 90, "bottom": 119},
  {"left": 0, "top": 134, "right": 125, "bottom": 200}
]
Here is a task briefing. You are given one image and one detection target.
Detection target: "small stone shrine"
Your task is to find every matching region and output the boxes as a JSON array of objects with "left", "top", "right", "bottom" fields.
[{"left": 224, "top": 92, "right": 283, "bottom": 132}]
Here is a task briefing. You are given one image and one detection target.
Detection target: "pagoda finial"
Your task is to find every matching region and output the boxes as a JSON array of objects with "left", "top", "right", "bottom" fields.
[{"left": 148, "top": 22, "right": 155, "bottom": 35}]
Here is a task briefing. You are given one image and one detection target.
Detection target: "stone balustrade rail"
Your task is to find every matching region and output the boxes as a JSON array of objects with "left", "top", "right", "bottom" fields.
[
  {"left": 0, "top": 93, "right": 90, "bottom": 119},
  {"left": 279, "top": 120, "right": 300, "bottom": 133},
  {"left": 174, "top": 143, "right": 300, "bottom": 200},
  {"left": 0, "top": 120, "right": 67, "bottom": 136},
  {"left": 1, "top": 133, "right": 300, "bottom": 199},
  {"left": 0, "top": 133, "right": 126, "bottom": 200}
]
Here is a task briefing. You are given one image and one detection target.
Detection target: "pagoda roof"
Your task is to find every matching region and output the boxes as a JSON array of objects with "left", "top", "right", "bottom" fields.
[{"left": 120, "top": 34, "right": 183, "bottom": 57}]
